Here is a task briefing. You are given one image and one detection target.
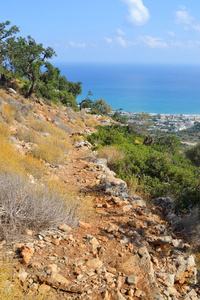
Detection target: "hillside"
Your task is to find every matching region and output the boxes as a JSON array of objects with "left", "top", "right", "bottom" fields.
[
  {"left": 175, "top": 122, "right": 200, "bottom": 143},
  {"left": 0, "top": 87, "right": 199, "bottom": 300}
]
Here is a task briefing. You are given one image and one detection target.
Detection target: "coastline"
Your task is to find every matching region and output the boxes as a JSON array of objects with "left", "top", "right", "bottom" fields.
[{"left": 111, "top": 110, "right": 200, "bottom": 132}]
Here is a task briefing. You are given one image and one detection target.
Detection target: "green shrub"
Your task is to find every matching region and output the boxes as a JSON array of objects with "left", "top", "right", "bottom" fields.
[{"left": 88, "top": 124, "right": 200, "bottom": 212}]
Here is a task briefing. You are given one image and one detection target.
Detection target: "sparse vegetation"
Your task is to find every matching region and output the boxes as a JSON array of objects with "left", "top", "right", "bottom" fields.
[
  {"left": 30, "top": 136, "right": 70, "bottom": 165},
  {"left": 0, "top": 172, "right": 81, "bottom": 239},
  {"left": 0, "top": 258, "right": 55, "bottom": 299},
  {"left": 98, "top": 145, "right": 125, "bottom": 167}
]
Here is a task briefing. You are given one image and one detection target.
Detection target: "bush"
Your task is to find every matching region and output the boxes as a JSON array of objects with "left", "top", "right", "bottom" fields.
[
  {"left": 0, "top": 172, "right": 80, "bottom": 239},
  {"left": 85, "top": 118, "right": 98, "bottom": 127},
  {"left": 76, "top": 118, "right": 85, "bottom": 128},
  {"left": 0, "top": 122, "right": 10, "bottom": 140},
  {"left": 21, "top": 154, "right": 47, "bottom": 179},
  {"left": 88, "top": 124, "right": 200, "bottom": 211},
  {"left": 31, "top": 135, "right": 71, "bottom": 165},
  {"left": 185, "top": 143, "right": 200, "bottom": 167},
  {"left": 98, "top": 146, "right": 125, "bottom": 167}
]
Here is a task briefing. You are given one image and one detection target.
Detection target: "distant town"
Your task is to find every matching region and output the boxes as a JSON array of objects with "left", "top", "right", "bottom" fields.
[{"left": 111, "top": 111, "right": 200, "bottom": 132}]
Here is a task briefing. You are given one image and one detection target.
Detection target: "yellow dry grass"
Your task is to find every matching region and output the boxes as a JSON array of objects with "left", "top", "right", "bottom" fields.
[
  {"left": 0, "top": 122, "right": 10, "bottom": 140},
  {"left": 0, "top": 258, "right": 55, "bottom": 299},
  {"left": 31, "top": 135, "right": 71, "bottom": 165},
  {"left": 21, "top": 154, "right": 47, "bottom": 179},
  {"left": 0, "top": 89, "right": 8, "bottom": 100},
  {"left": 1, "top": 103, "right": 16, "bottom": 124},
  {"left": 16, "top": 128, "right": 39, "bottom": 143},
  {"left": 0, "top": 139, "right": 22, "bottom": 174},
  {"left": 71, "top": 134, "right": 84, "bottom": 144},
  {"left": 76, "top": 118, "right": 85, "bottom": 128},
  {"left": 85, "top": 119, "right": 98, "bottom": 127},
  {"left": 135, "top": 138, "right": 142, "bottom": 144},
  {"left": 29, "top": 118, "right": 48, "bottom": 132},
  {"left": 50, "top": 102, "right": 59, "bottom": 110},
  {"left": 98, "top": 145, "right": 125, "bottom": 166}
]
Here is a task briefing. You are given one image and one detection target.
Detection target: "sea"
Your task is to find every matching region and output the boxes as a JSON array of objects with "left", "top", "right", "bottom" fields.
[{"left": 57, "top": 63, "right": 200, "bottom": 115}]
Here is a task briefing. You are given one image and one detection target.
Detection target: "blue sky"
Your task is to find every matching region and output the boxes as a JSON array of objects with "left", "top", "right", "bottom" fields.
[{"left": 1, "top": 0, "right": 200, "bottom": 64}]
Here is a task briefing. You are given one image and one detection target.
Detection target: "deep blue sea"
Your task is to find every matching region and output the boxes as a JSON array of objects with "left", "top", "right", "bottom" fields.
[{"left": 57, "top": 63, "right": 200, "bottom": 115}]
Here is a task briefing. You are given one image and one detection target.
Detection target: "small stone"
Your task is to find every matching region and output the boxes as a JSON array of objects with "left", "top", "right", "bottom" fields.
[
  {"left": 51, "top": 272, "right": 69, "bottom": 284},
  {"left": 78, "top": 221, "right": 91, "bottom": 229},
  {"left": 105, "top": 272, "right": 115, "bottom": 283},
  {"left": 106, "top": 223, "right": 118, "bottom": 233},
  {"left": 44, "top": 264, "right": 58, "bottom": 275},
  {"left": 122, "top": 205, "right": 132, "bottom": 213},
  {"left": 20, "top": 245, "right": 34, "bottom": 264},
  {"left": 39, "top": 284, "right": 51, "bottom": 293},
  {"left": 89, "top": 237, "right": 99, "bottom": 249},
  {"left": 32, "top": 283, "right": 39, "bottom": 290},
  {"left": 134, "top": 289, "right": 143, "bottom": 297},
  {"left": 17, "top": 269, "right": 28, "bottom": 282},
  {"left": 59, "top": 224, "right": 72, "bottom": 233},
  {"left": 120, "top": 236, "right": 130, "bottom": 244},
  {"left": 86, "top": 258, "right": 103, "bottom": 269},
  {"left": 52, "top": 239, "right": 60, "bottom": 246},
  {"left": 127, "top": 275, "right": 137, "bottom": 285},
  {"left": 112, "top": 290, "right": 126, "bottom": 300},
  {"left": 24, "top": 229, "right": 33, "bottom": 236}
]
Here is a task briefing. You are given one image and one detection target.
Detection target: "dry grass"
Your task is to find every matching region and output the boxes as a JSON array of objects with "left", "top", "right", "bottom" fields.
[
  {"left": 29, "top": 118, "right": 70, "bottom": 140},
  {"left": 1, "top": 103, "right": 16, "bottom": 124},
  {"left": 76, "top": 118, "right": 85, "bottom": 128},
  {"left": 128, "top": 176, "right": 152, "bottom": 202},
  {"left": 0, "top": 258, "right": 55, "bottom": 299},
  {"left": 79, "top": 194, "right": 94, "bottom": 220},
  {"left": 21, "top": 154, "right": 47, "bottom": 179},
  {"left": 31, "top": 135, "right": 71, "bottom": 165},
  {"left": 0, "top": 89, "right": 8, "bottom": 100},
  {"left": 29, "top": 118, "right": 48, "bottom": 133},
  {"left": 71, "top": 134, "right": 84, "bottom": 144},
  {"left": 85, "top": 119, "right": 98, "bottom": 127},
  {"left": 16, "top": 128, "right": 39, "bottom": 143},
  {"left": 0, "top": 133, "right": 45, "bottom": 179},
  {"left": 57, "top": 123, "right": 73, "bottom": 134},
  {"left": 98, "top": 145, "right": 125, "bottom": 167},
  {"left": 0, "top": 172, "right": 81, "bottom": 239},
  {"left": 0, "top": 122, "right": 10, "bottom": 140},
  {"left": 0, "top": 139, "right": 22, "bottom": 174},
  {"left": 51, "top": 102, "right": 59, "bottom": 110}
]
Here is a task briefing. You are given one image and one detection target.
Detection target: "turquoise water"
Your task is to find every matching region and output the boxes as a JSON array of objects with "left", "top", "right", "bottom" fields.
[{"left": 57, "top": 63, "right": 200, "bottom": 114}]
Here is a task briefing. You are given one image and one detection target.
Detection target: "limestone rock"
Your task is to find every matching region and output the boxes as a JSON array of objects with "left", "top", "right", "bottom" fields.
[
  {"left": 17, "top": 269, "right": 28, "bottom": 282},
  {"left": 20, "top": 245, "right": 34, "bottom": 264},
  {"left": 86, "top": 258, "right": 103, "bottom": 269},
  {"left": 100, "top": 175, "right": 127, "bottom": 193},
  {"left": 94, "top": 158, "right": 107, "bottom": 166},
  {"left": 174, "top": 255, "right": 197, "bottom": 285},
  {"left": 89, "top": 237, "right": 99, "bottom": 249},
  {"left": 51, "top": 272, "right": 70, "bottom": 284},
  {"left": 114, "top": 247, "right": 160, "bottom": 300},
  {"left": 131, "top": 199, "right": 146, "bottom": 209},
  {"left": 58, "top": 224, "right": 72, "bottom": 233},
  {"left": 78, "top": 221, "right": 91, "bottom": 229},
  {"left": 112, "top": 290, "right": 126, "bottom": 300},
  {"left": 127, "top": 275, "right": 137, "bottom": 285}
]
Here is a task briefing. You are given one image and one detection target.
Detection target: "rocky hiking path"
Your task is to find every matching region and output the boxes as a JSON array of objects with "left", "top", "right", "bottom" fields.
[{"left": 1, "top": 140, "right": 199, "bottom": 300}]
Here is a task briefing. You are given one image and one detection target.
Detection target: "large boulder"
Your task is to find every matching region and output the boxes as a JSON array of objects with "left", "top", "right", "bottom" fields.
[{"left": 100, "top": 175, "right": 127, "bottom": 193}]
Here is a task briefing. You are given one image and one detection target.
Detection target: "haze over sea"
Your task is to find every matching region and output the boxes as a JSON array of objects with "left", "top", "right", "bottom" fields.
[{"left": 58, "top": 63, "right": 200, "bottom": 115}]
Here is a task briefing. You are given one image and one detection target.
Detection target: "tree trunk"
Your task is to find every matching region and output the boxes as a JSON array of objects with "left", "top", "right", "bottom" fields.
[{"left": 25, "top": 77, "right": 36, "bottom": 98}]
